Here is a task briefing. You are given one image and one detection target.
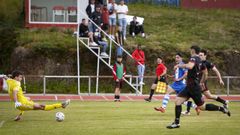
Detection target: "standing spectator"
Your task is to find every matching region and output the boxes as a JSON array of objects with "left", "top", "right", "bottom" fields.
[
  {"left": 129, "top": 16, "right": 145, "bottom": 38},
  {"left": 101, "top": 4, "right": 109, "bottom": 41},
  {"left": 102, "top": 4, "right": 109, "bottom": 32},
  {"left": 86, "top": 0, "right": 96, "bottom": 19},
  {"left": 117, "top": 0, "right": 128, "bottom": 40},
  {"left": 132, "top": 44, "right": 145, "bottom": 85},
  {"left": 92, "top": 6, "right": 103, "bottom": 32},
  {"left": 112, "top": 55, "right": 126, "bottom": 102},
  {"left": 107, "top": 0, "right": 117, "bottom": 39},
  {"left": 115, "top": 26, "right": 124, "bottom": 56},
  {"left": 86, "top": 0, "right": 96, "bottom": 32},
  {"left": 79, "top": 19, "right": 98, "bottom": 46},
  {"left": 145, "top": 56, "right": 167, "bottom": 102}
]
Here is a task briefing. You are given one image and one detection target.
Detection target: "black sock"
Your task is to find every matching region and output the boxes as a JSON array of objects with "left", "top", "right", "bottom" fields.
[
  {"left": 187, "top": 101, "right": 192, "bottom": 112},
  {"left": 175, "top": 105, "right": 182, "bottom": 124},
  {"left": 149, "top": 89, "right": 155, "bottom": 100},
  {"left": 205, "top": 104, "right": 220, "bottom": 111},
  {"left": 114, "top": 95, "right": 117, "bottom": 99},
  {"left": 216, "top": 97, "right": 227, "bottom": 105}
]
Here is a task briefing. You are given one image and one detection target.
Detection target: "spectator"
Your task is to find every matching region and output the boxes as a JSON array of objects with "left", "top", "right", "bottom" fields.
[
  {"left": 86, "top": 0, "right": 96, "bottom": 19},
  {"left": 107, "top": 0, "right": 117, "bottom": 39},
  {"left": 112, "top": 55, "right": 126, "bottom": 102},
  {"left": 93, "top": 30, "right": 109, "bottom": 57},
  {"left": 102, "top": 4, "right": 109, "bottom": 32},
  {"left": 129, "top": 16, "right": 145, "bottom": 38},
  {"left": 86, "top": 0, "right": 96, "bottom": 32},
  {"left": 117, "top": 0, "right": 128, "bottom": 40},
  {"left": 79, "top": 19, "right": 98, "bottom": 46},
  {"left": 115, "top": 26, "right": 124, "bottom": 56},
  {"left": 92, "top": 6, "right": 103, "bottom": 32},
  {"left": 132, "top": 44, "right": 145, "bottom": 85}
]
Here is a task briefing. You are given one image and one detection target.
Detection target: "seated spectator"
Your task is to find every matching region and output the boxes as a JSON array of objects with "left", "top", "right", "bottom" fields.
[
  {"left": 79, "top": 19, "right": 98, "bottom": 46},
  {"left": 92, "top": 6, "right": 103, "bottom": 32},
  {"left": 129, "top": 16, "right": 145, "bottom": 38},
  {"left": 93, "top": 31, "right": 109, "bottom": 57}
]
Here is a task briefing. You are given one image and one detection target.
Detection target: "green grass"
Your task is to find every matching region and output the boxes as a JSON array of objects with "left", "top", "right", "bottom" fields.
[
  {"left": 0, "top": 101, "right": 240, "bottom": 135},
  {"left": 127, "top": 4, "right": 240, "bottom": 51}
]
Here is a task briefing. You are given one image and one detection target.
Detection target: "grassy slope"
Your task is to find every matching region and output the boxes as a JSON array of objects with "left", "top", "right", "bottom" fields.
[
  {"left": 0, "top": 101, "right": 239, "bottom": 135},
  {"left": 127, "top": 4, "right": 240, "bottom": 51},
  {"left": 17, "top": 4, "right": 240, "bottom": 52}
]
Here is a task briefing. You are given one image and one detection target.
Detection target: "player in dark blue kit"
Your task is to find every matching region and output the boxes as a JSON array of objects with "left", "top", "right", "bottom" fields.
[
  {"left": 154, "top": 53, "right": 187, "bottom": 113},
  {"left": 182, "top": 49, "right": 228, "bottom": 115},
  {"left": 167, "top": 46, "right": 231, "bottom": 129}
]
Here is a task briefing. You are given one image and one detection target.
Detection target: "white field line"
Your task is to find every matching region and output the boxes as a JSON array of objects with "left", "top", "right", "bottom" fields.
[
  {"left": 54, "top": 95, "right": 58, "bottom": 101},
  {"left": 102, "top": 95, "right": 109, "bottom": 101}
]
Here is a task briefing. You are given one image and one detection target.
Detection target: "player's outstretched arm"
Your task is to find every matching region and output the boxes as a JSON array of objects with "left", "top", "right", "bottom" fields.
[{"left": 212, "top": 66, "right": 224, "bottom": 86}]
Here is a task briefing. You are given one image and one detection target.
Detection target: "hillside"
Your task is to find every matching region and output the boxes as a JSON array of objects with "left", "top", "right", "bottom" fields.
[{"left": 0, "top": 2, "right": 240, "bottom": 93}]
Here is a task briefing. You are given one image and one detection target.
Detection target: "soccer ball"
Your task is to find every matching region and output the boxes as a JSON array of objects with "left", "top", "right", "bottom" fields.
[{"left": 56, "top": 112, "right": 65, "bottom": 122}]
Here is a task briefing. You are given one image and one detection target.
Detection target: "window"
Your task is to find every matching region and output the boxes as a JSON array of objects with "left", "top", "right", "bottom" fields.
[{"left": 30, "top": 0, "right": 78, "bottom": 23}]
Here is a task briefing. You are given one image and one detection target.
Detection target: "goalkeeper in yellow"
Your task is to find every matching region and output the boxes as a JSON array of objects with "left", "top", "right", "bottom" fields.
[{"left": 5, "top": 70, "right": 70, "bottom": 121}]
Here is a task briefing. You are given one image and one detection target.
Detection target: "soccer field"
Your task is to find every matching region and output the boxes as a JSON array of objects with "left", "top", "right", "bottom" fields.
[{"left": 0, "top": 101, "right": 239, "bottom": 135}]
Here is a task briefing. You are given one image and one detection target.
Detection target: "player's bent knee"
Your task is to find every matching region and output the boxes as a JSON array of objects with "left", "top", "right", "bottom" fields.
[
  {"left": 151, "top": 84, "right": 156, "bottom": 89},
  {"left": 33, "top": 104, "right": 44, "bottom": 110}
]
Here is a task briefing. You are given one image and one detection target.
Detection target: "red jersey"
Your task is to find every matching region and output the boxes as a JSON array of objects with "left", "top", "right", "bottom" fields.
[
  {"left": 131, "top": 49, "right": 145, "bottom": 65},
  {"left": 102, "top": 8, "right": 109, "bottom": 24},
  {"left": 112, "top": 63, "right": 126, "bottom": 81},
  {"left": 156, "top": 63, "right": 166, "bottom": 77}
]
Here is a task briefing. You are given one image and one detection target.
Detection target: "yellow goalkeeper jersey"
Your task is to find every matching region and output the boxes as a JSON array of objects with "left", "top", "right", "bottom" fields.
[{"left": 7, "top": 79, "right": 27, "bottom": 102}]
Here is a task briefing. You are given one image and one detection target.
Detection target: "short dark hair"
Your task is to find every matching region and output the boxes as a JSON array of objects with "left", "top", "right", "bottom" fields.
[
  {"left": 200, "top": 49, "right": 207, "bottom": 56},
  {"left": 190, "top": 45, "right": 201, "bottom": 54},
  {"left": 157, "top": 56, "right": 163, "bottom": 60},
  {"left": 176, "top": 52, "right": 183, "bottom": 57},
  {"left": 12, "top": 70, "right": 23, "bottom": 78}
]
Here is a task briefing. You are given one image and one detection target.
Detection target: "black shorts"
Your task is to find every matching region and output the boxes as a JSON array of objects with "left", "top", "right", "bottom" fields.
[
  {"left": 178, "top": 82, "right": 204, "bottom": 106},
  {"left": 115, "top": 80, "right": 123, "bottom": 89},
  {"left": 80, "top": 33, "right": 89, "bottom": 37},
  {"left": 153, "top": 76, "right": 166, "bottom": 84}
]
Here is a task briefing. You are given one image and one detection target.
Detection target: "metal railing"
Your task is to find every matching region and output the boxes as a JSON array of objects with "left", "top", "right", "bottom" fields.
[
  {"left": 26, "top": 75, "right": 239, "bottom": 95},
  {"left": 42, "top": 75, "right": 142, "bottom": 95},
  {"left": 77, "top": 9, "right": 144, "bottom": 94}
]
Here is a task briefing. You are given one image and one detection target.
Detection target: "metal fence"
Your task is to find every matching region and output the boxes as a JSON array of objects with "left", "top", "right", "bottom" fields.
[{"left": 22, "top": 75, "right": 240, "bottom": 95}]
